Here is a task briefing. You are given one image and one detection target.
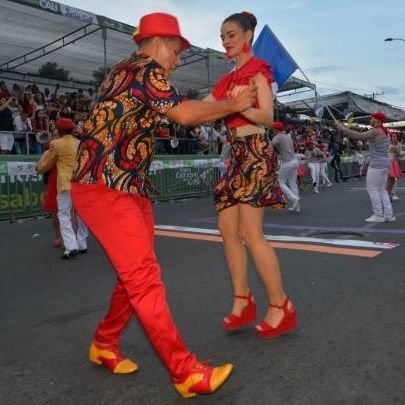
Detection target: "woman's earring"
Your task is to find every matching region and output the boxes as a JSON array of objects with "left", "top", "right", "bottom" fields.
[{"left": 242, "top": 43, "right": 251, "bottom": 53}]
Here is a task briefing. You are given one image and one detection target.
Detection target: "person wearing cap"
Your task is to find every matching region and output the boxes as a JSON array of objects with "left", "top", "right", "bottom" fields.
[
  {"left": 335, "top": 112, "right": 395, "bottom": 222},
  {"left": 36, "top": 118, "right": 89, "bottom": 258},
  {"left": 316, "top": 140, "right": 333, "bottom": 188},
  {"left": 304, "top": 138, "right": 324, "bottom": 194},
  {"left": 203, "top": 12, "right": 296, "bottom": 341},
  {"left": 70, "top": 12, "right": 257, "bottom": 399},
  {"left": 271, "top": 121, "right": 301, "bottom": 212}
]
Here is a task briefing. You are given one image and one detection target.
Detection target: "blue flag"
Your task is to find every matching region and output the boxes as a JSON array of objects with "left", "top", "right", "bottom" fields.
[{"left": 253, "top": 25, "right": 298, "bottom": 92}]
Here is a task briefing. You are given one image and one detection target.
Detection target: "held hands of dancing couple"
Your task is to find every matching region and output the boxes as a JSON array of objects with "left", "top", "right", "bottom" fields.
[
  {"left": 222, "top": 80, "right": 258, "bottom": 113},
  {"left": 166, "top": 80, "right": 258, "bottom": 126}
]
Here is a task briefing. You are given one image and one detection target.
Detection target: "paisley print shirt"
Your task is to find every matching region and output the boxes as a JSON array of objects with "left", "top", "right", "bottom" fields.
[{"left": 72, "top": 53, "right": 184, "bottom": 196}]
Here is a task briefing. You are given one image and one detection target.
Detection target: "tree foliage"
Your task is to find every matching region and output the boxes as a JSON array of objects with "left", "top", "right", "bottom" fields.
[
  {"left": 92, "top": 66, "right": 111, "bottom": 88},
  {"left": 38, "top": 62, "right": 70, "bottom": 81}
]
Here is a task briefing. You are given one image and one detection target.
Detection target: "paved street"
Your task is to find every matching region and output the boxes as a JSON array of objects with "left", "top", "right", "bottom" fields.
[{"left": 1, "top": 177, "right": 405, "bottom": 405}]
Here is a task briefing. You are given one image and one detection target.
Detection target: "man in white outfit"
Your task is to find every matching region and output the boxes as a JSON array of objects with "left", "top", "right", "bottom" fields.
[
  {"left": 336, "top": 112, "right": 395, "bottom": 223},
  {"left": 36, "top": 118, "right": 89, "bottom": 258},
  {"left": 271, "top": 122, "right": 300, "bottom": 212}
]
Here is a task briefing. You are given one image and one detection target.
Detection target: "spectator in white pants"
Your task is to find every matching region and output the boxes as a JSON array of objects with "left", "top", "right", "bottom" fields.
[
  {"left": 336, "top": 112, "right": 394, "bottom": 222},
  {"left": 305, "top": 140, "right": 323, "bottom": 194},
  {"left": 36, "top": 118, "right": 89, "bottom": 258},
  {"left": 56, "top": 190, "right": 88, "bottom": 256},
  {"left": 317, "top": 141, "right": 332, "bottom": 187},
  {"left": 271, "top": 122, "right": 300, "bottom": 211},
  {"left": 319, "top": 160, "right": 332, "bottom": 187}
]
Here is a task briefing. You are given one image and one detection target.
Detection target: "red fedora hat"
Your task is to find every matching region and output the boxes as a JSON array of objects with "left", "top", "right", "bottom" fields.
[
  {"left": 133, "top": 12, "right": 190, "bottom": 50},
  {"left": 272, "top": 121, "right": 285, "bottom": 131},
  {"left": 57, "top": 118, "right": 75, "bottom": 131},
  {"left": 371, "top": 111, "right": 387, "bottom": 123}
]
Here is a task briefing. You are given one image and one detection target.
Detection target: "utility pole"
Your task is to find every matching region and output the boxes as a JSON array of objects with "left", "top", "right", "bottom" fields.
[{"left": 364, "top": 91, "right": 385, "bottom": 100}]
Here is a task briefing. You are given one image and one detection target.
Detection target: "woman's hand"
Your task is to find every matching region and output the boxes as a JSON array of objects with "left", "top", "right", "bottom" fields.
[
  {"left": 226, "top": 85, "right": 247, "bottom": 98},
  {"left": 229, "top": 84, "right": 257, "bottom": 113}
]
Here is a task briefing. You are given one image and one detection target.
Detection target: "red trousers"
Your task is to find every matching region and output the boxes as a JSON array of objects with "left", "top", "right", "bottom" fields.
[{"left": 71, "top": 183, "right": 197, "bottom": 378}]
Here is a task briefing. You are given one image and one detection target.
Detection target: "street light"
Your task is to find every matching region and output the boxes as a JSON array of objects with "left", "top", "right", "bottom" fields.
[{"left": 384, "top": 37, "right": 405, "bottom": 42}]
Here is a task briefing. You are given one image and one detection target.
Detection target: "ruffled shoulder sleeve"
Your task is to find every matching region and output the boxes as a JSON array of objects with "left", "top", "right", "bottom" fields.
[
  {"left": 212, "top": 57, "right": 274, "bottom": 100},
  {"left": 245, "top": 57, "right": 274, "bottom": 87}
]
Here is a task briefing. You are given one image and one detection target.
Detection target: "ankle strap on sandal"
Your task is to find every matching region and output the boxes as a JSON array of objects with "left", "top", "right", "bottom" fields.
[
  {"left": 234, "top": 293, "right": 253, "bottom": 300},
  {"left": 269, "top": 297, "right": 290, "bottom": 312}
]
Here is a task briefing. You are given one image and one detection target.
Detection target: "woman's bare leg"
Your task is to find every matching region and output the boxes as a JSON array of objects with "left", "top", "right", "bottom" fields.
[
  {"left": 218, "top": 204, "right": 249, "bottom": 316},
  {"left": 386, "top": 177, "right": 395, "bottom": 200},
  {"left": 239, "top": 204, "right": 290, "bottom": 328},
  {"left": 51, "top": 213, "right": 63, "bottom": 248}
]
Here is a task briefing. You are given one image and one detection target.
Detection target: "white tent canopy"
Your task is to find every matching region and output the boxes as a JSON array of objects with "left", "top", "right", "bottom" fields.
[
  {"left": 0, "top": 0, "right": 313, "bottom": 95},
  {"left": 282, "top": 91, "right": 405, "bottom": 122}
]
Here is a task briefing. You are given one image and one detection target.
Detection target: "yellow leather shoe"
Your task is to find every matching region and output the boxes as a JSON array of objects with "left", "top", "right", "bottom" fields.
[
  {"left": 89, "top": 341, "right": 138, "bottom": 374},
  {"left": 173, "top": 362, "right": 233, "bottom": 398}
]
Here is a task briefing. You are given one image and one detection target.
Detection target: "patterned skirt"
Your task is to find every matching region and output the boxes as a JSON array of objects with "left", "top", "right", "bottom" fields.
[{"left": 214, "top": 133, "right": 285, "bottom": 212}]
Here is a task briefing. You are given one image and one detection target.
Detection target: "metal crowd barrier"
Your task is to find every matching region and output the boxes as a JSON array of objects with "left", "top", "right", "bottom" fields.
[
  {"left": 0, "top": 154, "right": 403, "bottom": 222},
  {"left": 0, "top": 156, "right": 44, "bottom": 221},
  {"left": 0, "top": 132, "right": 209, "bottom": 156},
  {"left": 0, "top": 155, "right": 222, "bottom": 221},
  {"left": 150, "top": 157, "right": 221, "bottom": 201},
  {"left": 0, "top": 131, "right": 32, "bottom": 155}
]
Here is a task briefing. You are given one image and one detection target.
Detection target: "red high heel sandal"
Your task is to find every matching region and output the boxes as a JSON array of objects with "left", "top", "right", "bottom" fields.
[
  {"left": 255, "top": 297, "right": 297, "bottom": 339},
  {"left": 223, "top": 293, "right": 257, "bottom": 330}
]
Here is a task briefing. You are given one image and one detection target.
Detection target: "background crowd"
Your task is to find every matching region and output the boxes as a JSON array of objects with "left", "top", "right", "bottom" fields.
[{"left": 1, "top": 80, "right": 404, "bottom": 161}]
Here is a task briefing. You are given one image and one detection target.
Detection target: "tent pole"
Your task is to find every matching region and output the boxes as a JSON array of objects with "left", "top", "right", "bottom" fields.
[{"left": 102, "top": 27, "right": 108, "bottom": 77}]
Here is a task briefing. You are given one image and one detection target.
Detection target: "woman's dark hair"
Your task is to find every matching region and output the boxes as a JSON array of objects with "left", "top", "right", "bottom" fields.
[{"left": 223, "top": 12, "right": 257, "bottom": 43}]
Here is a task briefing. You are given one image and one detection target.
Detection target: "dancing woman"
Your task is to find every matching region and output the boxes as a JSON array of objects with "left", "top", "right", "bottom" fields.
[{"left": 205, "top": 12, "right": 297, "bottom": 339}]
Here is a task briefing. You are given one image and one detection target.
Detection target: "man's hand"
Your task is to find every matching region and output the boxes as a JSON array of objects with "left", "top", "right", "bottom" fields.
[{"left": 231, "top": 84, "right": 257, "bottom": 113}]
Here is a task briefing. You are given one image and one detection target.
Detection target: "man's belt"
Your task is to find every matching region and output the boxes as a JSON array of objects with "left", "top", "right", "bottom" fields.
[{"left": 230, "top": 124, "right": 265, "bottom": 138}]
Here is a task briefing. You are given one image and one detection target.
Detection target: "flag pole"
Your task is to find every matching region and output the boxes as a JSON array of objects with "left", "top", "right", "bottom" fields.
[{"left": 296, "top": 66, "right": 338, "bottom": 123}]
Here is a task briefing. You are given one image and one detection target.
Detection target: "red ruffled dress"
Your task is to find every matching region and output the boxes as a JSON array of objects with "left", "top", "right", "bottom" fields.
[
  {"left": 43, "top": 166, "right": 58, "bottom": 214},
  {"left": 388, "top": 157, "right": 402, "bottom": 179},
  {"left": 41, "top": 143, "right": 58, "bottom": 214},
  {"left": 212, "top": 57, "right": 284, "bottom": 212}
]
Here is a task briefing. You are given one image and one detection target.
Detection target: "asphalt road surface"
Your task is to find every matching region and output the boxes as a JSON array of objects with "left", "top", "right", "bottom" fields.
[{"left": 1, "top": 177, "right": 405, "bottom": 404}]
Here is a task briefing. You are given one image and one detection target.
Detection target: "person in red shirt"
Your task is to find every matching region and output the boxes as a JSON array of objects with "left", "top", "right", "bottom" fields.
[{"left": 204, "top": 12, "right": 296, "bottom": 340}]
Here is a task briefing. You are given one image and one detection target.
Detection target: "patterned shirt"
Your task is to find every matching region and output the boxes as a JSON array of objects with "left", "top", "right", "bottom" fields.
[{"left": 72, "top": 53, "right": 184, "bottom": 196}]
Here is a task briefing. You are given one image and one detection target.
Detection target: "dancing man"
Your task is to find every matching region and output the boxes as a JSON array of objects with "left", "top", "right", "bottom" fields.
[
  {"left": 71, "top": 12, "right": 257, "bottom": 398},
  {"left": 335, "top": 112, "right": 395, "bottom": 222}
]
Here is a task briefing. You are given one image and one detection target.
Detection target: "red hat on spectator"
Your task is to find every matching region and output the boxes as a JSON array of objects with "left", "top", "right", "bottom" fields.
[
  {"left": 0, "top": 91, "right": 10, "bottom": 100},
  {"left": 132, "top": 12, "right": 190, "bottom": 50},
  {"left": 57, "top": 118, "right": 75, "bottom": 131},
  {"left": 371, "top": 111, "right": 387, "bottom": 123},
  {"left": 272, "top": 121, "right": 285, "bottom": 131}
]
